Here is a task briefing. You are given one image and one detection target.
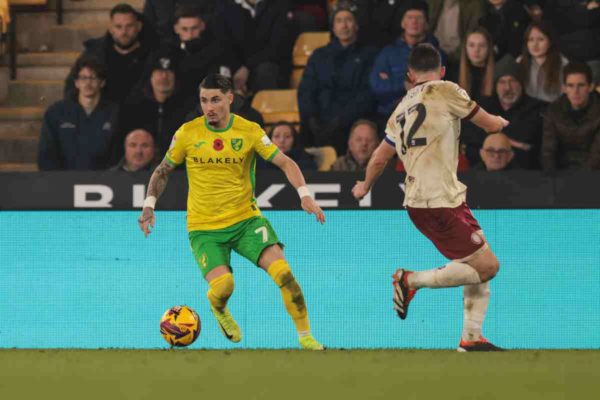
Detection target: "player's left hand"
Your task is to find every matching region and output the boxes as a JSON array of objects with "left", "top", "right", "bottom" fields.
[
  {"left": 352, "top": 181, "right": 370, "bottom": 201},
  {"left": 301, "top": 196, "right": 325, "bottom": 224},
  {"left": 138, "top": 207, "right": 155, "bottom": 238}
]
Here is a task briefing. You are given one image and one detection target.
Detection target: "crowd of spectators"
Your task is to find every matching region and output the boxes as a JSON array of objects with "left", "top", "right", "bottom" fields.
[{"left": 36, "top": 0, "right": 600, "bottom": 173}]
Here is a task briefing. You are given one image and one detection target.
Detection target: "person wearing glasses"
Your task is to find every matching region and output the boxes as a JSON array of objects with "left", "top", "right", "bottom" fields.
[
  {"left": 474, "top": 133, "right": 517, "bottom": 171},
  {"left": 461, "top": 55, "right": 547, "bottom": 168},
  {"left": 38, "top": 56, "right": 118, "bottom": 170}
]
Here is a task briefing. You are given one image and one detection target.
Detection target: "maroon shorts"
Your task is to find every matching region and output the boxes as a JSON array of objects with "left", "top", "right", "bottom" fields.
[{"left": 406, "top": 203, "right": 486, "bottom": 261}]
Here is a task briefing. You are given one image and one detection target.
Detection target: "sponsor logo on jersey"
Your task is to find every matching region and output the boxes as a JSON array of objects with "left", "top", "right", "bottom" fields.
[
  {"left": 191, "top": 157, "right": 244, "bottom": 164},
  {"left": 213, "top": 138, "right": 224, "bottom": 151},
  {"left": 59, "top": 122, "right": 76, "bottom": 129},
  {"left": 194, "top": 140, "right": 206, "bottom": 148},
  {"left": 231, "top": 138, "right": 243, "bottom": 151}
]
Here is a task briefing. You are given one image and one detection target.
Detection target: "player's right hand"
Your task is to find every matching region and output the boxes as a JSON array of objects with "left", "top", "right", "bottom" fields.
[
  {"left": 138, "top": 207, "right": 155, "bottom": 238},
  {"left": 352, "top": 181, "right": 370, "bottom": 201}
]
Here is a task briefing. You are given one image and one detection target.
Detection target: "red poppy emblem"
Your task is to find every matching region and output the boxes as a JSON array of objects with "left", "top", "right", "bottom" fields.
[{"left": 213, "top": 138, "right": 224, "bottom": 151}]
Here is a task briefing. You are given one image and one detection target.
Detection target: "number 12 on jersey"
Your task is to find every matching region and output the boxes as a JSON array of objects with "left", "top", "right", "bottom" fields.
[{"left": 395, "top": 103, "right": 427, "bottom": 155}]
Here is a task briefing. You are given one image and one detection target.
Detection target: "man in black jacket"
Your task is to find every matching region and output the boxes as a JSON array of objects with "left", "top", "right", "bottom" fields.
[
  {"left": 479, "top": 0, "right": 530, "bottom": 60},
  {"left": 462, "top": 55, "right": 547, "bottom": 168},
  {"left": 214, "top": 0, "right": 294, "bottom": 95},
  {"left": 39, "top": 57, "right": 118, "bottom": 170},
  {"left": 145, "top": 5, "right": 234, "bottom": 100},
  {"left": 143, "top": 0, "right": 216, "bottom": 44},
  {"left": 64, "top": 3, "right": 156, "bottom": 103},
  {"left": 116, "top": 52, "right": 194, "bottom": 161}
]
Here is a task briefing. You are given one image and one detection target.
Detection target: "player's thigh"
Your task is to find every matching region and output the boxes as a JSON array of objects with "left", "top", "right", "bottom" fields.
[
  {"left": 407, "top": 203, "right": 487, "bottom": 261},
  {"left": 233, "top": 216, "right": 283, "bottom": 270},
  {"left": 189, "top": 231, "right": 233, "bottom": 279}
]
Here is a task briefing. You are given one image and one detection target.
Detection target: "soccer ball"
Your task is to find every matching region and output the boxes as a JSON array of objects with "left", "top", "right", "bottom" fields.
[{"left": 160, "top": 305, "right": 201, "bottom": 347}]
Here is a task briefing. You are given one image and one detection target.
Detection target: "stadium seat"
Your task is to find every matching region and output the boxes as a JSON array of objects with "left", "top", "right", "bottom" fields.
[
  {"left": 293, "top": 32, "right": 330, "bottom": 67},
  {"left": 305, "top": 146, "right": 337, "bottom": 171},
  {"left": 290, "top": 68, "right": 304, "bottom": 89},
  {"left": 251, "top": 89, "right": 300, "bottom": 125}
]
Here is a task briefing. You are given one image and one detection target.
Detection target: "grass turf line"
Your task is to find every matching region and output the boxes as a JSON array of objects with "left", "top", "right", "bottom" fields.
[{"left": 0, "top": 349, "right": 597, "bottom": 400}]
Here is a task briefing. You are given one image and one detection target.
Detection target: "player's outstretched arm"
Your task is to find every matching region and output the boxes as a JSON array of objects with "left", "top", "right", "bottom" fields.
[
  {"left": 138, "top": 158, "right": 177, "bottom": 237},
  {"left": 470, "top": 107, "right": 509, "bottom": 133},
  {"left": 352, "top": 141, "right": 396, "bottom": 200},
  {"left": 271, "top": 152, "right": 325, "bottom": 224}
]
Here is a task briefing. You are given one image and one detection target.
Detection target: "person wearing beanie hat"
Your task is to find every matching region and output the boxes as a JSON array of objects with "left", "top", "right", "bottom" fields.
[
  {"left": 115, "top": 49, "right": 196, "bottom": 163},
  {"left": 461, "top": 54, "right": 547, "bottom": 168}
]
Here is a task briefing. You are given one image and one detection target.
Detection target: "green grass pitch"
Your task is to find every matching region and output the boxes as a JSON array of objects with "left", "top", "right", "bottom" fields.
[{"left": 1, "top": 350, "right": 597, "bottom": 400}]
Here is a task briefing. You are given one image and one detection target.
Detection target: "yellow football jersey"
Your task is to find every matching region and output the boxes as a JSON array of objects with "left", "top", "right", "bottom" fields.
[{"left": 165, "top": 114, "right": 279, "bottom": 231}]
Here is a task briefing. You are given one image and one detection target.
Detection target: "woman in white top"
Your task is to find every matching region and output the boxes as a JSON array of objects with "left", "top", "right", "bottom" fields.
[{"left": 518, "top": 22, "right": 568, "bottom": 103}]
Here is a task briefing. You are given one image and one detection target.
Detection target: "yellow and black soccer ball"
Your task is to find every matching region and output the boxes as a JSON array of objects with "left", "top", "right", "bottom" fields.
[{"left": 159, "top": 305, "right": 201, "bottom": 347}]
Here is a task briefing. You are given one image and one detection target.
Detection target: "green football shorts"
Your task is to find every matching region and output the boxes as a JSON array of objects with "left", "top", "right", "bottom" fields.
[{"left": 188, "top": 216, "right": 281, "bottom": 277}]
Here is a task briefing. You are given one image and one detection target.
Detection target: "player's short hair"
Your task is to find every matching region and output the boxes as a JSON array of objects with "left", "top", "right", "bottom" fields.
[
  {"left": 408, "top": 43, "right": 441, "bottom": 73},
  {"left": 199, "top": 74, "right": 233, "bottom": 93},
  {"left": 73, "top": 55, "right": 107, "bottom": 81},
  {"left": 563, "top": 62, "right": 593, "bottom": 85},
  {"left": 174, "top": 5, "right": 204, "bottom": 23},
  {"left": 110, "top": 3, "right": 140, "bottom": 20}
]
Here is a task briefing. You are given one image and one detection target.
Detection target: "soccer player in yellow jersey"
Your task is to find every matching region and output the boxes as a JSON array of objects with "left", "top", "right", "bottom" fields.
[{"left": 138, "top": 74, "right": 325, "bottom": 350}]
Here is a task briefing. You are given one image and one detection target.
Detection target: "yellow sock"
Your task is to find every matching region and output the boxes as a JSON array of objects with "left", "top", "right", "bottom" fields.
[
  {"left": 267, "top": 259, "right": 311, "bottom": 335},
  {"left": 207, "top": 273, "right": 234, "bottom": 310}
]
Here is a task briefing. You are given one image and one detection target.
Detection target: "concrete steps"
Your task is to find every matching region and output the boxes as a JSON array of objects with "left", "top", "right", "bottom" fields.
[
  {"left": 16, "top": 52, "right": 78, "bottom": 80},
  {"left": 0, "top": 107, "right": 44, "bottom": 139},
  {"left": 1, "top": 0, "right": 143, "bottom": 171},
  {"left": 8, "top": 80, "right": 63, "bottom": 107},
  {"left": 0, "top": 163, "right": 38, "bottom": 171}
]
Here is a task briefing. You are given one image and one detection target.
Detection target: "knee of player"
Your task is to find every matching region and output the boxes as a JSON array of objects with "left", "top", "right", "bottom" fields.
[{"left": 480, "top": 260, "right": 499, "bottom": 282}]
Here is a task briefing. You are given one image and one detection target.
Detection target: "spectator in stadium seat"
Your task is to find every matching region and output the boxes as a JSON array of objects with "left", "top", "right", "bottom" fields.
[
  {"left": 461, "top": 55, "right": 546, "bottom": 169},
  {"left": 64, "top": 3, "right": 156, "bottom": 103},
  {"left": 458, "top": 27, "right": 495, "bottom": 102},
  {"left": 369, "top": 1, "right": 446, "bottom": 121},
  {"left": 350, "top": 0, "right": 412, "bottom": 48},
  {"left": 298, "top": 1, "right": 377, "bottom": 153},
  {"left": 213, "top": 0, "right": 295, "bottom": 95},
  {"left": 143, "top": 5, "right": 235, "bottom": 100},
  {"left": 109, "top": 129, "right": 158, "bottom": 172},
  {"left": 479, "top": 0, "right": 530, "bottom": 60},
  {"left": 256, "top": 122, "right": 317, "bottom": 170},
  {"left": 518, "top": 21, "right": 568, "bottom": 103},
  {"left": 426, "top": 0, "right": 483, "bottom": 66},
  {"left": 38, "top": 57, "right": 118, "bottom": 170},
  {"left": 542, "top": 62, "right": 600, "bottom": 170},
  {"left": 143, "top": 0, "right": 216, "bottom": 45},
  {"left": 473, "top": 133, "right": 518, "bottom": 171},
  {"left": 116, "top": 52, "right": 194, "bottom": 162},
  {"left": 331, "top": 119, "right": 379, "bottom": 171},
  {"left": 542, "top": 0, "right": 600, "bottom": 68}
]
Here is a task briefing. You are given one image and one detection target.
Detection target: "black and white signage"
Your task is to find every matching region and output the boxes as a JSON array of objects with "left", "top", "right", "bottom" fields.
[{"left": 0, "top": 170, "right": 599, "bottom": 210}]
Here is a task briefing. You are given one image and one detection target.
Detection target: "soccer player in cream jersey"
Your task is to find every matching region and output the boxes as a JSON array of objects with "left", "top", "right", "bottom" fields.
[
  {"left": 353, "top": 44, "right": 509, "bottom": 351},
  {"left": 138, "top": 74, "right": 325, "bottom": 350}
]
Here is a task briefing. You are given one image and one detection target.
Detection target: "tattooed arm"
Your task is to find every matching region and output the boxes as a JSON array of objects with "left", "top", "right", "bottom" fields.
[{"left": 138, "top": 158, "right": 177, "bottom": 237}]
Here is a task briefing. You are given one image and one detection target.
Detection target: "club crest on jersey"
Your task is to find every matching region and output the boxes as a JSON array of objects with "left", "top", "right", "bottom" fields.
[
  {"left": 213, "top": 138, "right": 224, "bottom": 151},
  {"left": 471, "top": 232, "right": 483, "bottom": 245},
  {"left": 231, "top": 138, "right": 243, "bottom": 151}
]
